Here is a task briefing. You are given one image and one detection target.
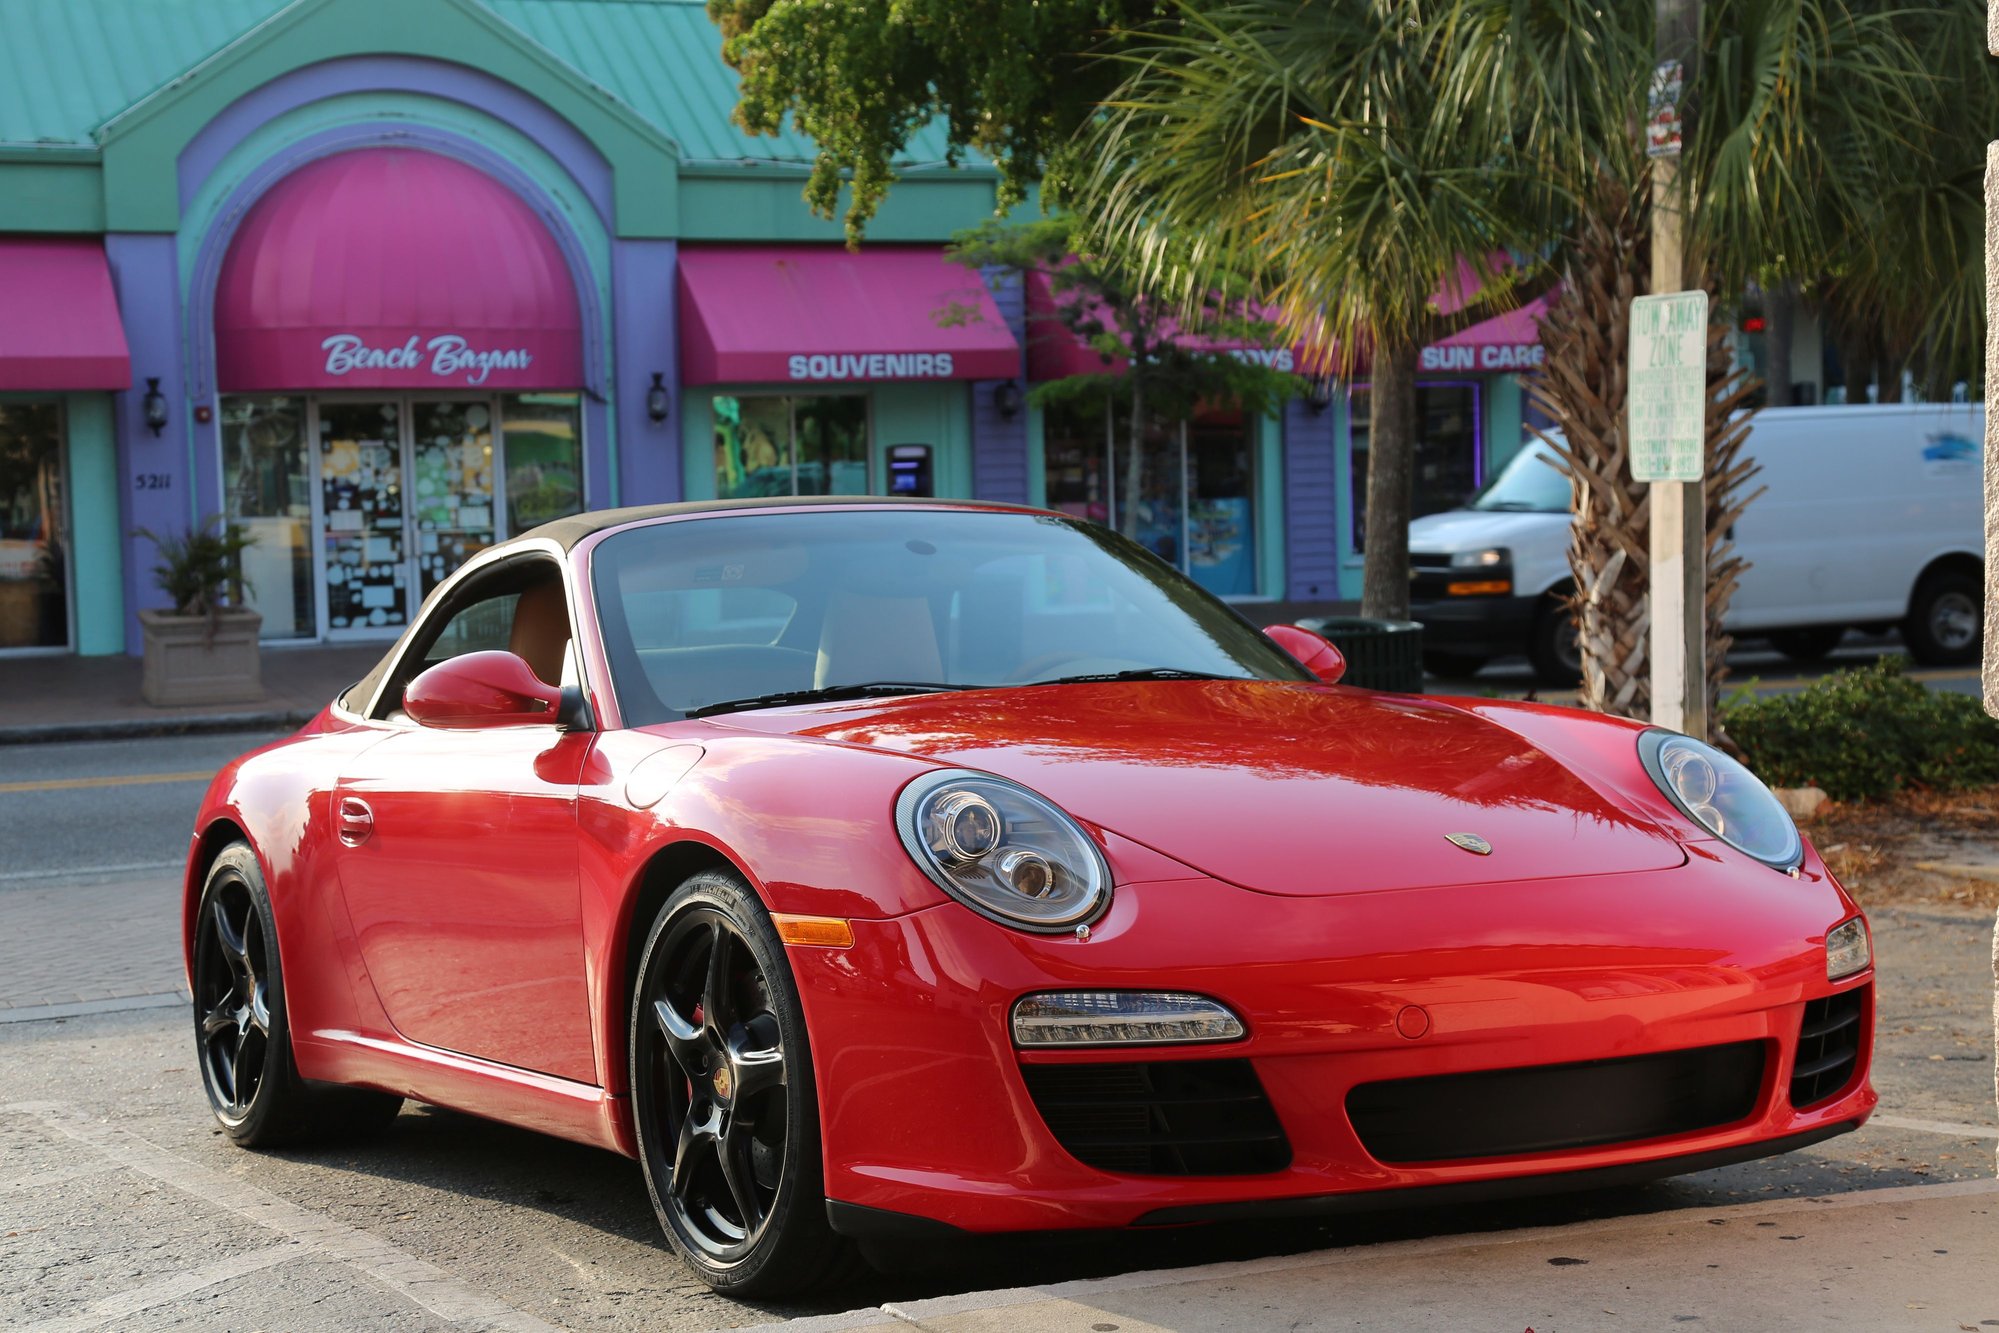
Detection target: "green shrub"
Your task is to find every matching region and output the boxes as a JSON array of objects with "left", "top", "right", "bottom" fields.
[{"left": 1722, "top": 659, "right": 1999, "bottom": 803}]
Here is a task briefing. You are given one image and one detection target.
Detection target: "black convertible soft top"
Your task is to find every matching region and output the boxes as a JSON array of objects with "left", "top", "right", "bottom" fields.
[{"left": 520, "top": 494, "right": 1036, "bottom": 551}]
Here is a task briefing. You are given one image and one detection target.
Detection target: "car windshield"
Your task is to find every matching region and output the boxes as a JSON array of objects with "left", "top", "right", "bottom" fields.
[
  {"left": 589, "top": 507, "right": 1312, "bottom": 725},
  {"left": 1468, "top": 439, "right": 1570, "bottom": 513}
]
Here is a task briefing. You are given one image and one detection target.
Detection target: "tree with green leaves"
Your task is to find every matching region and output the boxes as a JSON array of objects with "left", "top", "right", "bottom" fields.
[
  {"left": 708, "top": 0, "right": 1153, "bottom": 244},
  {"left": 947, "top": 216, "right": 1302, "bottom": 544}
]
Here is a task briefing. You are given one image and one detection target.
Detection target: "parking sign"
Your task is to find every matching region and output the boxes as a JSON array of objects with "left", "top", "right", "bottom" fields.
[{"left": 1629, "top": 290, "right": 1708, "bottom": 482}]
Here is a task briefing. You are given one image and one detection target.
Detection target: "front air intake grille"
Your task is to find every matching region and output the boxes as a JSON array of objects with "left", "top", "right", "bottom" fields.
[
  {"left": 1791, "top": 987, "right": 1867, "bottom": 1109},
  {"left": 1020, "top": 1059, "right": 1291, "bottom": 1176},
  {"left": 1347, "top": 1041, "right": 1767, "bottom": 1164}
]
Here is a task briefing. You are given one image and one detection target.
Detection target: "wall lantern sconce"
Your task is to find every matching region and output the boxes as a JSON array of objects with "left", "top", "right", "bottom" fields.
[
  {"left": 142, "top": 378, "right": 170, "bottom": 436},
  {"left": 646, "top": 372, "right": 671, "bottom": 424},
  {"left": 1304, "top": 378, "right": 1335, "bottom": 415},
  {"left": 992, "top": 379, "right": 1024, "bottom": 421}
]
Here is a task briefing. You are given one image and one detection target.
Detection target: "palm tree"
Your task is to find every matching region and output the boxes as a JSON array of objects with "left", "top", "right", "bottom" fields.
[
  {"left": 1530, "top": 0, "right": 1931, "bottom": 728},
  {"left": 1075, "top": 0, "right": 1611, "bottom": 620}
]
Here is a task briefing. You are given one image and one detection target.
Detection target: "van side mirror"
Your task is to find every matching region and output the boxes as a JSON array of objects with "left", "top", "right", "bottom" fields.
[
  {"left": 405, "top": 650, "right": 563, "bottom": 729},
  {"left": 1265, "top": 624, "right": 1346, "bottom": 685}
]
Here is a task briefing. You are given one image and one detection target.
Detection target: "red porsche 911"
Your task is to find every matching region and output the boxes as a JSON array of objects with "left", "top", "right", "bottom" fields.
[{"left": 185, "top": 498, "right": 1875, "bottom": 1295}]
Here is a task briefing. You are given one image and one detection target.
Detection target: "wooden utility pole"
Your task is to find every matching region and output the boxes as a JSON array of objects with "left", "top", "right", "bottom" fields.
[{"left": 1647, "top": 0, "right": 1708, "bottom": 739}]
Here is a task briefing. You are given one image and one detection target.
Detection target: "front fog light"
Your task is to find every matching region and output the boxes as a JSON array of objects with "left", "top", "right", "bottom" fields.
[
  {"left": 1011, "top": 991, "right": 1246, "bottom": 1047},
  {"left": 1826, "top": 917, "right": 1870, "bottom": 981}
]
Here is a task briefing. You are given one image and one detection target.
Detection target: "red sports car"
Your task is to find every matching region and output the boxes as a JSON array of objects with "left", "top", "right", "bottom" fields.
[{"left": 185, "top": 498, "right": 1875, "bottom": 1295}]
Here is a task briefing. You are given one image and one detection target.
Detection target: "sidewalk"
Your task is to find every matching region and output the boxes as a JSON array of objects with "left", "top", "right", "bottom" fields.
[
  {"left": 0, "top": 643, "right": 381, "bottom": 744},
  {"left": 761, "top": 1178, "right": 1999, "bottom": 1332}
]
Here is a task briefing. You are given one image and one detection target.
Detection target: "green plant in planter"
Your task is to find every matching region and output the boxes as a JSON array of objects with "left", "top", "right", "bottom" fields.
[{"left": 134, "top": 516, "right": 255, "bottom": 629}]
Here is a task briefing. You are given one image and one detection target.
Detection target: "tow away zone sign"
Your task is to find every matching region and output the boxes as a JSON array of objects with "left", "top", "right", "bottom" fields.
[{"left": 1629, "top": 290, "right": 1708, "bottom": 483}]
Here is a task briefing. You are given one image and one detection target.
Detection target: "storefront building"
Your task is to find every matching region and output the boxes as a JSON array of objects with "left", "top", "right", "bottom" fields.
[{"left": 0, "top": 0, "right": 1544, "bottom": 656}]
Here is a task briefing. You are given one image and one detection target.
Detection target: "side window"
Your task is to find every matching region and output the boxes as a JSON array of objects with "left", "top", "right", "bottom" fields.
[{"left": 374, "top": 562, "right": 570, "bottom": 718}]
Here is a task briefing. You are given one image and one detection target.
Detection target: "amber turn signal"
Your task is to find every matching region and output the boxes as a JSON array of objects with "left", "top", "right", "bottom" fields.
[
  {"left": 1446, "top": 579, "right": 1513, "bottom": 596},
  {"left": 772, "top": 914, "right": 855, "bottom": 948}
]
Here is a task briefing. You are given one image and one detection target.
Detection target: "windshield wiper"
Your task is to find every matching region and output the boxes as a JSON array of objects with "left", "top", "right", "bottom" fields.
[
  {"left": 1026, "top": 667, "right": 1238, "bottom": 687},
  {"left": 688, "top": 681, "right": 982, "bottom": 718}
]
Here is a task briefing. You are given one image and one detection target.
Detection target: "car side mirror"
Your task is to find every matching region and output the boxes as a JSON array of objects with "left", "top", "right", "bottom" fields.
[
  {"left": 1264, "top": 624, "right": 1346, "bottom": 685},
  {"left": 405, "top": 650, "right": 563, "bottom": 729}
]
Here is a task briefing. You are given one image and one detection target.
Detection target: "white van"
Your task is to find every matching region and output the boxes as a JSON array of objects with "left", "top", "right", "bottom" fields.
[{"left": 1407, "top": 403, "right": 1986, "bottom": 683}]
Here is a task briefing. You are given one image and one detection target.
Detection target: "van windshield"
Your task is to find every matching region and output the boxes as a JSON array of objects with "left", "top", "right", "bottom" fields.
[{"left": 1469, "top": 440, "right": 1570, "bottom": 513}]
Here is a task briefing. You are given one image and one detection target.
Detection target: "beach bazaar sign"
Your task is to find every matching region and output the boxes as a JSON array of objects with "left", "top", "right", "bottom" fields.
[
  {"left": 1420, "top": 342, "right": 1546, "bottom": 373},
  {"left": 322, "top": 334, "right": 535, "bottom": 386}
]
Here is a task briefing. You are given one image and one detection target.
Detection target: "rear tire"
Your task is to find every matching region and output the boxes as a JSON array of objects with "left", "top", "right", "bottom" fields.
[
  {"left": 1527, "top": 599, "right": 1581, "bottom": 686},
  {"left": 192, "top": 843, "right": 402, "bottom": 1147},
  {"left": 630, "top": 869, "right": 857, "bottom": 1297},
  {"left": 1767, "top": 626, "right": 1846, "bottom": 662},
  {"left": 1903, "top": 569, "right": 1982, "bottom": 666}
]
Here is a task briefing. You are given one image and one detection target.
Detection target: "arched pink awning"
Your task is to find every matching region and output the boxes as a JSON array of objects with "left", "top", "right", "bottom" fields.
[{"left": 214, "top": 149, "right": 583, "bottom": 392}]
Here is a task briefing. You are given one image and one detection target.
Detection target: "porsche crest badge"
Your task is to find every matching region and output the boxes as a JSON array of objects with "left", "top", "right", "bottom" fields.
[{"left": 1445, "top": 832, "right": 1493, "bottom": 855}]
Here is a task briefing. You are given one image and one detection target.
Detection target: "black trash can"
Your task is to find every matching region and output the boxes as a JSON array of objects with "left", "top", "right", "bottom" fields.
[{"left": 1295, "top": 617, "right": 1425, "bottom": 692}]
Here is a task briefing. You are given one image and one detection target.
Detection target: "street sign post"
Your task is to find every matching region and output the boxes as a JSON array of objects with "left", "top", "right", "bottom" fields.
[{"left": 1630, "top": 289, "right": 1709, "bottom": 737}]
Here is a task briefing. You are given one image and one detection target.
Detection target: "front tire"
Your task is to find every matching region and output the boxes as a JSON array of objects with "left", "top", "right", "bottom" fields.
[
  {"left": 630, "top": 869, "right": 854, "bottom": 1296},
  {"left": 192, "top": 843, "right": 401, "bottom": 1147},
  {"left": 1903, "top": 569, "right": 1981, "bottom": 666}
]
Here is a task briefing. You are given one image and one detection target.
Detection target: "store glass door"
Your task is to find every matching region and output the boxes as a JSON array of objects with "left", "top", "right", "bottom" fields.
[
  {"left": 409, "top": 400, "right": 497, "bottom": 602},
  {"left": 0, "top": 402, "right": 67, "bottom": 651},
  {"left": 317, "top": 400, "right": 410, "bottom": 636}
]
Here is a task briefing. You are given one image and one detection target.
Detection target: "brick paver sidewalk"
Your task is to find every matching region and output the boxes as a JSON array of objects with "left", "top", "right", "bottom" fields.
[{"left": 0, "top": 877, "right": 185, "bottom": 1020}]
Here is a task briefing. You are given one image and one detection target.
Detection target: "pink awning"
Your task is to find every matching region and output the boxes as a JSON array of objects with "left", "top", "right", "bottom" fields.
[
  {"left": 1023, "top": 270, "right": 1313, "bottom": 381},
  {"left": 215, "top": 149, "right": 583, "bottom": 392},
  {"left": 678, "top": 246, "right": 1020, "bottom": 385},
  {"left": 0, "top": 238, "right": 130, "bottom": 390}
]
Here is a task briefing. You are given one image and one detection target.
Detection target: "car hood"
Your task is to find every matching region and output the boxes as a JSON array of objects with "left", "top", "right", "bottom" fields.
[
  {"left": 1408, "top": 507, "right": 1570, "bottom": 552},
  {"left": 710, "top": 680, "right": 1685, "bottom": 895}
]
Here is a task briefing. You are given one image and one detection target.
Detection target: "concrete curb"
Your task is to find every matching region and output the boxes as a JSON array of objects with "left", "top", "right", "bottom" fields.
[{"left": 0, "top": 710, "right": 312, "bottom": 747}]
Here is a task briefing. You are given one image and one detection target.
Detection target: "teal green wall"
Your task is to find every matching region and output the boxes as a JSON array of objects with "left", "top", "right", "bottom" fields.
[
  {"left": 1255, "top": 413, "right": 1284, "bottom": 601},
  {"left": 0, "top": 155, "right": 104, "bottom": 232},
  {"left": 1483, "top": 374, "right": 1526, "bottom": 476},
  {"left": 63, "top": 394, "right": 124, "bottom": 655},
  {"left": 679, "top": 173, "right": 1015, "bottom": 245},
  {"left": 95, "top": 0, "right": 681, "bottom": 236},
  {"left": 680, "top": 383, "right": 973, "bottom": 501},
  {"left": 1025, "top": 406, "right": 1047, "bottom": 507}
]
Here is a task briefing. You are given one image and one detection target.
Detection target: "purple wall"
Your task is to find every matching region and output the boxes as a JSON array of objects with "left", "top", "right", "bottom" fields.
[
  {"left": 969, "top": 266, "right": 1029, "bottom": 504},
  {"left": 104, "top": 233, "right": 193, "bottom": 655},
  {"left": 1282, "top": 398, "right": 1341, "bottom": 600},
  {"left": 612, "top": 238, "right": 680, "bottom": 505}
]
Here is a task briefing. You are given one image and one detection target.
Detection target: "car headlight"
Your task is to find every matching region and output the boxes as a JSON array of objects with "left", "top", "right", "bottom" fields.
[
  {"left": 1450, "top": 546, "right": 1510, "bottom": 569},
  {"left": 1826, "top": 917, "right": 1870, "bottom": 980},
  {"left": 1638, "top": 730, "right": 1803, "bottom": 870},
  {"left": 895, "top": 769, "right": 1111, "bottom": 931}
]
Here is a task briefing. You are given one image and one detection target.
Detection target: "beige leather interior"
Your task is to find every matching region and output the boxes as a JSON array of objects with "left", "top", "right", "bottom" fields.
[
  {"left": 509, "top": 580, "right": 572, "bottom": 687},
  {"left": 814, "top": 591, "right": 941, "bottom": 688}
]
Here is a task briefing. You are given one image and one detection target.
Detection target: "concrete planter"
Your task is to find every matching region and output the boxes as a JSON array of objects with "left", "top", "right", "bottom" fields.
[{"left": 139, "top": 609, "right": 264, "bottom": 706}]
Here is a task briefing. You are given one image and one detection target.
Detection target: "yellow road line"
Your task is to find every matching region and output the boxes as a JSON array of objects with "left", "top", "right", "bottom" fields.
[{"left": 0, "top": 770, "right": 214, "bottom": 795}]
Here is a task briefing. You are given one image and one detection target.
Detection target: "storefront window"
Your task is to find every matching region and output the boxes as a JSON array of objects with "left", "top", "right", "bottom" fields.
[
  {"left": 1349, "top": 382, "right": 1482, "bottom": 550},
  {"left": 221, "top": 397, "right": 313, "bottom": 639},
  {"left": 501, "top": 393, "right": 584, "bottom": 533},
  {"left": 713, "top": 394, "right": 869, "bottom": 498},
  {"left": 1044, "top": 398, "right": 1258, "bottom": 598},
  {"left": 0, "top": 402, "right": 67, "bottom": 650}
]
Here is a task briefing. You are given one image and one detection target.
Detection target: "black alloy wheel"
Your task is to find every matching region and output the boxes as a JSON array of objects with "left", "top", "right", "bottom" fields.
[
  {"left": 194, "top": 870, "right": 272, "bottom": 1125},
  {"left": 630, "top": 871, "right": 852, "bottom": 1295},
  {"left": 1904, "top": 568, "right": 1982, "bottom": 666},
  {"left": 192, "top": 843, "right": 402, "bottom": 1147},
  {"left": 1528, "top": 597, "right": 1583, "bottom": 686}
]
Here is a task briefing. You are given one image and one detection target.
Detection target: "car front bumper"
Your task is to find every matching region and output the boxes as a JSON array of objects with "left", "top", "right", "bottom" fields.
[
  {"left": 790, "top": 858, "right": 1875, "bottom": 1235},
  {"left": 1411, "top": 593, "right": 1541, "bottom": 659}
]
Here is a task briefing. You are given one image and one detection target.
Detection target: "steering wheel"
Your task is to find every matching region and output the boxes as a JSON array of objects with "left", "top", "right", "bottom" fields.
[{"left": 1006, "top": 653, "right": 1151, "bottom": 684}]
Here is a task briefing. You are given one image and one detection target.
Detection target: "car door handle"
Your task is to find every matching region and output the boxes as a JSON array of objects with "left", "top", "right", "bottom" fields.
[{"left": 337, "top": 796, "right": 375, "bottom": 847}]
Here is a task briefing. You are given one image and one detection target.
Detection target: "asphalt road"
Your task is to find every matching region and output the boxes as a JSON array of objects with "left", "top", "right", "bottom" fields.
[{"left": 0, "top": 677, "right": 1994, "bottom": 1329}]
